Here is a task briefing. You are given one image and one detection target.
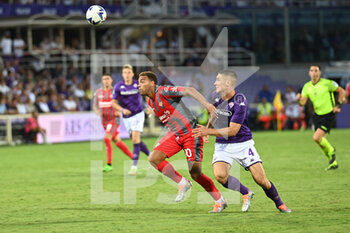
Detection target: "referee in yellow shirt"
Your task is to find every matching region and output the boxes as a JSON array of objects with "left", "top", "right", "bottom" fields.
[{"left": 297, "top": 64, "right": 346, "bottom": 170}]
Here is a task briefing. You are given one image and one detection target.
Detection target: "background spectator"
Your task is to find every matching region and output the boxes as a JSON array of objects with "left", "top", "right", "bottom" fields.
[
  {"left": 63, "top": 95, "right": 77, "bottom": 111},
  {"left": 257, "top": 97, "right": 274, "bottom": 130},
  {"left": 13, "top": 32, "right": 26, "bottom": 59},
  {"left": 24, "top": 110, "right": 49, "bottom": 144},
  {"left": 256, "top": 85, "right": 274, "bottom": 103},
  {"left": 1, "top": 31, "right": 12, "bottom": 60}
]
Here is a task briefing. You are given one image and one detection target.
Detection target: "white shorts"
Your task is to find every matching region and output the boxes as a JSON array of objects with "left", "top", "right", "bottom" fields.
[
  {"left": 212, "top": 139, "right": 262, "bottom": 170},
  {"left": 123, "top": 111, "right": 145, "bottom": 133}
]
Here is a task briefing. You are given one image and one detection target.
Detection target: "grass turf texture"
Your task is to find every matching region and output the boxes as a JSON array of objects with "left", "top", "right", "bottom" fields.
[{"left": 1, "top": 129, "right": 350, "bottom": 233}]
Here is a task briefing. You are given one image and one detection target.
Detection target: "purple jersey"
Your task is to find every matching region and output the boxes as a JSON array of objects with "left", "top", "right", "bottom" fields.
[
  {"left": 213, "top": 92, "right": 252, "bottom": 143},
  {"left": 113, "top": 80, "right": 143, "bottom": 118}
]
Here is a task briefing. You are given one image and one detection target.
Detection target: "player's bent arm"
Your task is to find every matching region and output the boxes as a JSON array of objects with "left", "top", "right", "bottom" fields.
[
  {"left": 207, "top": 122, "right": 242, "bottom": 137},
  {"left": 183, "top": 87, "right": 214, "bottom": 112},
  {"left": 92, "top": 96, "right": 100, "bottom": 115},
  {"left": 92, "top": 104, "right": 100, "bottom": 115},
  {"left": 335, "top": 86, "right": 346, "bottom": 105},
  {"left": 111, "top": 99, "right": 123, "bottom": 111},
  {"left": 112, "top": 99, "right": 131, "bottom": 115},
  {"left": 296, "top": 93, "right": 308, "bottom": 106}
]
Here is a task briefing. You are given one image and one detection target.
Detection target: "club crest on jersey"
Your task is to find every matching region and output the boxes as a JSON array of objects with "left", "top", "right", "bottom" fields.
[
  {"left": 159, "top": 102, "right": 163, "bottom": 107},
  {"left": 229, "top": 102, "right": 234, "bottom": 108},
  {"left": 133, "top": 83, "right": 138, "bottom": 88},
  {"left": 121, "top": 85, "right": 125, "bottom": 89},
  {"left": 234, "top": 93, "right": 246, "bottom": 106}
]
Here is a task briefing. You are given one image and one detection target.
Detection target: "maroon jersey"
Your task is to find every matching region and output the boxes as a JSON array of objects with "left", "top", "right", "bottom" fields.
[
  {"left": 94, "top": 88, "right": 120, "bottom": 126},
  {"left": 148, "top": 86, "right": 197, "bottom": 136}
]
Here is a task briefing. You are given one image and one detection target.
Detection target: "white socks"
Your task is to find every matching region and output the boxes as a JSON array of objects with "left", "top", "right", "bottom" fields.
[{"left": 178, "top": 177, "right": 187, "bottom": 186}]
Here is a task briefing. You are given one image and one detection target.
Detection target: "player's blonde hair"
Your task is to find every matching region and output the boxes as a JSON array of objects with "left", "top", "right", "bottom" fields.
[
  {"left": 123, "top": 64, "right": 133, "bottom": 71},
  {"left": 219, "top": 70, "right": 237, "bottom": 87}
]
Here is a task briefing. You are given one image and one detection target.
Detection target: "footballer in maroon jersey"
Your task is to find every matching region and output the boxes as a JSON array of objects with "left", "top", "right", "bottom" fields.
[
  {"left": 93, "top": 74, "right": 133, "bottom": 172},
  {"left": 138, "top": 71, "right": 227, "bottom": 213}
]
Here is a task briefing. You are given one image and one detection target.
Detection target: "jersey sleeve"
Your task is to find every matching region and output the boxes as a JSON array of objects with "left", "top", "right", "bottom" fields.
[
  {"left": 328, "top": 80, "right": 339, "bottom": 92},
  {"left": 301, "top": 84, "right": 309, "bottom": 98},
  {"left": 112, "top": 84, "right": 120, "bottom": 99},
  {"left": 230, "top": 102, "right": 248, "bottom": 125},
  {"left": 160, "top": 86, "right": 185, "bottom": 97}
]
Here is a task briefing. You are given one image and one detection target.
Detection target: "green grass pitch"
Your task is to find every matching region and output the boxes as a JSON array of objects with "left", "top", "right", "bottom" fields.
[{"left": 1, "top": 129, "right": 350, "bottom": 233}]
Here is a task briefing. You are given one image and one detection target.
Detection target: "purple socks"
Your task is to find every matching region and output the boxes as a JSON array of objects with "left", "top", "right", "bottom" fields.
[
  {"left": 223, "top": 175, "right": 249, "bottom": 195},
  {"left": 132, "top": 141, "right": 150, "bottom": 166},
  {"left": 132, "top": 143, "right": 141, "bottom": 166},
  {"left": 263, "top": 181, "right": 284, "bottom": 207},
  {"left": 140, "top": 141, "right": 150, "bottom": 156}
]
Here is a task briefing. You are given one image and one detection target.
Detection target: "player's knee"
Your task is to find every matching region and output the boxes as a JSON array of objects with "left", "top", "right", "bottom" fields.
[
  {"left": 190, "top": 172, "right": 201, "bottom": 180},
  {"left": 131, "top": 132, "right": 141, "bottom": 144},
  {"left": 214, "top": 173, "right": 228, "bottom": 184},
  {"left": 104, "top": 133, "right": 112, "bottom": 140},
  {"left": 132, "top": 138, "right": 139, "bottom": 144},
  {"left": 313, "top": 134, "right": 321, "bottom": 143},
  {"left": 148, "top": 155, "right": 156, "bottom": 165},
  {"left": 189, "top": 168, "right": 202, "bottom": 180},
  {"left": 148, "top": 153, "right": 163, "bottom": 166}
]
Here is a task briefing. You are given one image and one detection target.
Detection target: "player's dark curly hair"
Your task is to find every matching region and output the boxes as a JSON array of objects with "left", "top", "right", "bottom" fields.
[{"left": 139, "top": 71, "right": 157, "bottom": 84}]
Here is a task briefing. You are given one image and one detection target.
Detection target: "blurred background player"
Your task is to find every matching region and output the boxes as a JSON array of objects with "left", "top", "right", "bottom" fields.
[
  {"left": 112, "top": 64, "right": 150, "bottom": 176},
  {"left": 24, "top": 110, "right": 49, "bottom": 144},
  {"left": 193, "top": 70, "right": 291, "bottom": 213},
  {"left": 297, "top": 65, "right": 346, "bottom": 170},
  {"left": 93, "top": 74, "right": 134, "bottom": 172},
  {"left": 138, "top": 71, "right": 227, "bottom": 213}
]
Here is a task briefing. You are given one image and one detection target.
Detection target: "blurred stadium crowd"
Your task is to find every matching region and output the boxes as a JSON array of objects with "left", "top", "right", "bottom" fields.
[{"left": 0, "top": 58, "right": 91, "bottom": 114}]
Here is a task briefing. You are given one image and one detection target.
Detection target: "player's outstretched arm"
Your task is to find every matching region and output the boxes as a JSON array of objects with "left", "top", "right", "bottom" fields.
[
  {"left": 296, "top": 93, "right": 308, "bottom": 106},
  {"left": 193, "top": 122, "right": 242, "bottom": 138},
  {"left": 183, "top": 87, "right": 216, "bottom": 114},
  {"left": 111, "top": 99, "right": 131, "bottom": 115}
]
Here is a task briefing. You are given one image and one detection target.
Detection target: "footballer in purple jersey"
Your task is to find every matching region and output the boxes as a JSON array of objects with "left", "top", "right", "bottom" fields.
[
  {"left": 193, "top": 70, "right": 291, "bottom": 213},
  {"left": 112, "top": 64, "right": 150, "bottom": 176},
  {"left": 113, "top": 79, "right": 143, "bottom": 118},
  {"left": 212, "top": 92, "right": 252, "bottom": 144}
]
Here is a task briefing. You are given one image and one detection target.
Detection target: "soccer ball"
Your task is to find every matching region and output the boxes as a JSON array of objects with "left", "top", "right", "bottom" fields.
[{"left": 86, "top": 5, "right": 107, "bottom": 26}]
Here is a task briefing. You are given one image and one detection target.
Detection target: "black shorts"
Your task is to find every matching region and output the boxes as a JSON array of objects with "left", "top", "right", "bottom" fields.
[{"left": 313, "top": 112, "right": 335, "bottom": 133}]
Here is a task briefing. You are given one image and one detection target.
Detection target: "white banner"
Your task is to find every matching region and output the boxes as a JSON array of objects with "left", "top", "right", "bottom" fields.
[{"left": 37, "top": 112, "right": 129, "bottom": 144}]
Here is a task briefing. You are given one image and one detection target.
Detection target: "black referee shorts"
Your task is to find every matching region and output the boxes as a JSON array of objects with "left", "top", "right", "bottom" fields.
[{"left": 313, "top": 112, "right": 335, "bottom": 133}]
